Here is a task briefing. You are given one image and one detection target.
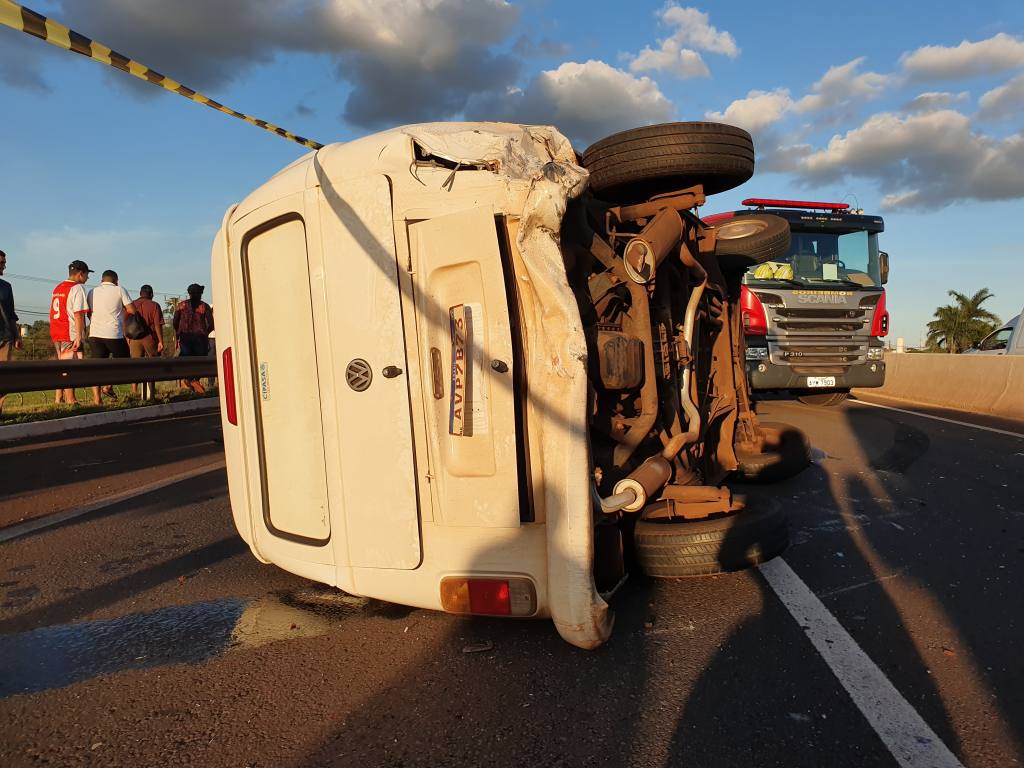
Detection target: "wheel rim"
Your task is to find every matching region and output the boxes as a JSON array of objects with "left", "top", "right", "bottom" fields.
[{"left": 715, "top": 219, "right": 768, "bottom": 240}]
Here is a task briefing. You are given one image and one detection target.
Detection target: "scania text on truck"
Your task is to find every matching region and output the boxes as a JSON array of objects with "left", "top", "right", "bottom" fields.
[
  {"left": 705, "top": 199, "right": 890, "bottom": 406},
  {"left": 213, "top": 122, "right": 813, "bottom": 649}
]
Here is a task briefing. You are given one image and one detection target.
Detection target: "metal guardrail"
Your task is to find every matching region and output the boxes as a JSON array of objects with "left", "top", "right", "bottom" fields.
[{"left": 0, "top": 357, "right": 218, "bottom": 391}]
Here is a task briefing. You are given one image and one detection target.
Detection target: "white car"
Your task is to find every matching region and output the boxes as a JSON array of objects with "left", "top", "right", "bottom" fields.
[{"left": 968, "top": 311, "right": 1022, "bottom": 355}]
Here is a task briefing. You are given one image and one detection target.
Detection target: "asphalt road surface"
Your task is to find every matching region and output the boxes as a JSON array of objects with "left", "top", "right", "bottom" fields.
[{"left": 0, "top": 398, "right": 1021, "bottom": 767}]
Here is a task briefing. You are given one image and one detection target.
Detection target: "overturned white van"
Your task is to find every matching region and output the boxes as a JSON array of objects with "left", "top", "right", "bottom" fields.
[{"left": 213, "top": 122, "right": 808, "bottom": 649}]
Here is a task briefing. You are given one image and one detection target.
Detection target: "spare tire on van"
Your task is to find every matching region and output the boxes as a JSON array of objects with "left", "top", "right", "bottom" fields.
[{"left": 581, "top": 122, "right": 754, "bottom": 202}]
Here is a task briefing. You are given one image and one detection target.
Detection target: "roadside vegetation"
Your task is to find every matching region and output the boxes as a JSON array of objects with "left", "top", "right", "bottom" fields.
[
  {"left": 925, "top": 288, "right": 1000, "bottom": 353},
  {"left": 0, "top": 383, "right": 216, "bottom": 425}
]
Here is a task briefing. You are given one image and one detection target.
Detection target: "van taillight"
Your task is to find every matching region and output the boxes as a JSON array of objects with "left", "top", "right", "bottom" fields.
[
  {"left": 222, "top": 347, "right": 238, "bottom": 425},
  {"left": 870, "top": 293, "right": 889, "bottom": 337},
  {"left": 740, "top": 286, "right": 769, "bottom": 337},
  {"left": 440, "top": 577, "right": 537, "bottom": 616}
]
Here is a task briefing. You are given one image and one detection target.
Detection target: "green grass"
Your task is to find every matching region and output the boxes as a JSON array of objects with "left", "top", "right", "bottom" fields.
[{"left": 0, "top": 382, "right": 218, "bottom": 425}]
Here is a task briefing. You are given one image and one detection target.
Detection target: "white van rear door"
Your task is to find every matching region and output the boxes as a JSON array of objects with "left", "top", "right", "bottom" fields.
[
  {"left": 235, "top": 196, "right": 332, "bottom": 546},
  {"left": 318, "top": 175, "right": 422, "bottom": 569}
]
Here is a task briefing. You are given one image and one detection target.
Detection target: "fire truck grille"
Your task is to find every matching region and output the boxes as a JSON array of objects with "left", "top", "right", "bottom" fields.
[
  {"left": 776, "top": 320, "right": 866, "bottom": 332},
  {"left": 770, "top": 337, "right": 867, "bottom": 367}
]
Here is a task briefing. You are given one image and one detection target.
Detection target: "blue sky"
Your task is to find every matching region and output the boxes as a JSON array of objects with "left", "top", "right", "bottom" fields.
[{"left": 1, "top": 0, "right": 1022, "bottom": 343}]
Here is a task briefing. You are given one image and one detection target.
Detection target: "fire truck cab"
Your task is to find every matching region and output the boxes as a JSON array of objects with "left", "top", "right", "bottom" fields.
[{"left": 708, "top": 199, "right": 890, "bottom": 406}]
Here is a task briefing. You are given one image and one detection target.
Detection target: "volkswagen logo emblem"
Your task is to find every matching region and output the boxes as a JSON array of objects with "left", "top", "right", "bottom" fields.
[{"left": 346, "top": 358, "right": 372, "bottom": 392}]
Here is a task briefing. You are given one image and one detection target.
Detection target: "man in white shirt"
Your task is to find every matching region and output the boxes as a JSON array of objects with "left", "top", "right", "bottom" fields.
[{"left": 86, "top": 269, "right": 136, "bottom": 404}]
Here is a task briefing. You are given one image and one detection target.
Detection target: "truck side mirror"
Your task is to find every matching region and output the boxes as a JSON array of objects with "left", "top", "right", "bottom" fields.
[{"left": 879, "top": 251, "right": 889, "bottom": 284}]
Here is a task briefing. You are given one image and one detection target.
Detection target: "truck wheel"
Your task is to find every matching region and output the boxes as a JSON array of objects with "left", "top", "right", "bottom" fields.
[
  {"left": 581, "top": 122, "right": 754, "bottom": 202},
  {"left": 712, "top": 214, "right": 791, "bottom": 269},
  {"left": 797, "top": 391, "right": 849, "bottom": 406},
  {"left": 634, "top": 503, "right": 787, "bottom": 577},
  {"left": 734, "top": 421, "right": 811, "bottom": 483}
]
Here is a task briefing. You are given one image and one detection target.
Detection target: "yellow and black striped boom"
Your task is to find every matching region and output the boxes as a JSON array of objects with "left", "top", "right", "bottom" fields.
[{"left": 0, "top": 0, "right": 324, "bottom": 150}]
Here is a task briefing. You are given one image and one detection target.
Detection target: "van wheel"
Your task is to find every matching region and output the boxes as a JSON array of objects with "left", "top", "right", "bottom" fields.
[
  {"left": 712, "top": 214, "right": 791, "bottom": 269},
  {"left": 798, "top": 391, "right": 849, "bottom": 406},
  {"left": 734, "top": 421, "right": 811, "bottom": 483},
  {"left": 581, "top": 122, "right": 754, "bottom": 202},
  {"left": 634, "top": 503, "right": 787, "bottom": 577}
]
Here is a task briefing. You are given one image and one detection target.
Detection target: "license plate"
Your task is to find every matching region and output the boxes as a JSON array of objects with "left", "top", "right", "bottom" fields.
[{"left": 806, "top": 376, "right": 836, "bottom": 388}]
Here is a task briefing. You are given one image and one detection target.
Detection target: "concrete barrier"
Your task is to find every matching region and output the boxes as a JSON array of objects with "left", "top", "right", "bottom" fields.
[{"left": 854, "top": 354, "right": 1024, "bottom": 420}]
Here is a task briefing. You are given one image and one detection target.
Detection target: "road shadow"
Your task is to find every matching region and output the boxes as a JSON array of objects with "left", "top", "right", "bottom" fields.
[
  {"left": 0, "top": 536, "right": 246, "bottom": 634},
  {"left": 670, "top": 400, "right": 1024, "bottom": 766},
  {"left": 0, "top": 412, "right": 221, "bottom": 505},
  {"left": 839, "top": 403, "right": 1024, "bottom": 759},
  {"left": 297, "top": 573, "right": 655, "bottom": 768},
  {"left": 669, "top": 461, "right": 959, "bottom": 766}
]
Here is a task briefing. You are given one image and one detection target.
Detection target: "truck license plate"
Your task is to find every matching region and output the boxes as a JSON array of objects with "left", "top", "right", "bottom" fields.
[{"left": 806, "top": 376, "right": 836, "bottom": 388}]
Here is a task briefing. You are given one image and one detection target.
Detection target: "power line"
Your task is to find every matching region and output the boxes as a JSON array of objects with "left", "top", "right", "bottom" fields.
[{"left": 7, "top": 273, "right": 183, "bottom": 301}]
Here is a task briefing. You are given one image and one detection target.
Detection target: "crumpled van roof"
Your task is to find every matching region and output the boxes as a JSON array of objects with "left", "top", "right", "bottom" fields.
[{"left": 232, "top": 122, "right": 578, "bottom": 221}]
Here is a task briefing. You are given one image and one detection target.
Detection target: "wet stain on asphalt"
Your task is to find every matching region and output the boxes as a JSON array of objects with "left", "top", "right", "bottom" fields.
[
  {"left": 870, "top": 421, "right": 930, "bottom": 474},
  {"left": 98, "top": 542, "right": 189, "bottom": 575},
  {"left": 0, "top": 589, "right": 375, "bottom": 699}
]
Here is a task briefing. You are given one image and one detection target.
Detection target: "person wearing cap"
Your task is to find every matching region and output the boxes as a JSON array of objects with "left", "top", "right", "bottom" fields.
[
  {"left": 0, "top": 249, "right": 23, "bottom": 413},
  {"left": 129, "top": 284, "right": 165, "bottom": 397},
  {"left": 49, "top": 260, "right": 92, "bottom": 405},
  {"left": 86, "top": 269, "right": 137, "bottom": 405},
  {"left": 173, "top": 283, "right": 214, "bottom": 394}
]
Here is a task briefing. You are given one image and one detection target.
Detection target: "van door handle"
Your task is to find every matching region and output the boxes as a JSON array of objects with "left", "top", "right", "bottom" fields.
[{"left": 382, "top": 365, "right": 403, "bottom": 378}]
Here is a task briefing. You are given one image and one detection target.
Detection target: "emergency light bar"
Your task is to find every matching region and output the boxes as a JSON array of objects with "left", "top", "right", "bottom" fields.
[{"left": 742, "top": 198, "right": 850, "bottom": 211}]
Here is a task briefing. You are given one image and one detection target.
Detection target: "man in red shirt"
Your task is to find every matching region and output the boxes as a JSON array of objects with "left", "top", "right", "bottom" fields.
[
  {"left": 50, "top": 260, "right": 92, "bottom": 405},
  {"left": 129, "top": 284, "right": 165, "bottom": 398},
  {"left": 173, "top": 283, "right": 214, "bottom": 394}
]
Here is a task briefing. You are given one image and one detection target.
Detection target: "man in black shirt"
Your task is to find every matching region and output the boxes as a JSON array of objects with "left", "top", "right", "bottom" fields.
[{"left": 0, "top": 249, "right": 23, "bottom": 413}]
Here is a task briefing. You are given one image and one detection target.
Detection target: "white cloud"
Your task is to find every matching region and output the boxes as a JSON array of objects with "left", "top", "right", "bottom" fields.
[
  {"left": 791, "top": 110, "right": 1024, "bottom": 209},
  {"left": 631, "top": 43, "right": 709, "bottom": 79},
  {"left": 901, "top": 33, "right": 1024, "bottom": 81},
  {"left": 628, "top": 4, "right": 737, "bottom": 79},
  {"left": 660, "top": 5, "right": 738, "bottom": 56},
  {"left": 978, "top": 73, "right": 1024, "bottom": 120},
  {"left": 705, "top": 88, "right": 793, "bottom": 134},
  {"left": 793, "top": 58, "right": 891, "bottom": 114},
  {"left": 469, "top": 60, "right": 673, "bottom": 147},
  {"left": 900, "top": 91, "right": 969, "bottom": 113}
]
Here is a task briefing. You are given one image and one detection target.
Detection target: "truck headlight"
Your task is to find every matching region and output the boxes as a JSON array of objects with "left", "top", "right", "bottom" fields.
[
  {"left": 866, "top": 348, "right": 884, "bottom": 360},
  {"left": 746, "top": 347, "right": 769, "bottom": 360}
]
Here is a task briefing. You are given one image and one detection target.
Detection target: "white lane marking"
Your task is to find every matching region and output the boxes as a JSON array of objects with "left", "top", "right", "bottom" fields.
[
  {"left": 851, "top": 399, "right": 1024, "bottom": 439},
  {"left": 0, "top": 460, "right": 226, "bottom": 544},
  {"left": 759, "top": 558, "right": 965, "bottom": 768}
]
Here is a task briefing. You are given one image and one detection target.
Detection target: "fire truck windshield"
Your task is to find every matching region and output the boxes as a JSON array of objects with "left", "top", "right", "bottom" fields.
[{"left": 744, "top": 228, "right": 881, "bottom": 288}]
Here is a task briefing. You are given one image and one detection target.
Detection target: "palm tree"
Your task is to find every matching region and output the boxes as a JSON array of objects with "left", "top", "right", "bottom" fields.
[
  {"left": 925, "top": 288, "right": 1000, "bottom": 353},
  {"left": 163, "top": 295, "right": 180, "bottom": 319}
]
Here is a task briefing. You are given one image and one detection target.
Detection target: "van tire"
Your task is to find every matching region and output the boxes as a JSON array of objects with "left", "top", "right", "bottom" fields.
[
  {"left": 798, "top": 391, "right": 849, "bottom": 406},
  {"left": 581, "top": 122, "right": 754, "bottom": 201},
  {"left": 712, "top": 214, "right": 791, "bottom": 268},
  {"left": 734, "top": 421, "right": 811, "bottom": 483},
  {"left": 634, "top": 503, "right": 787, "bottom": 577}
]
